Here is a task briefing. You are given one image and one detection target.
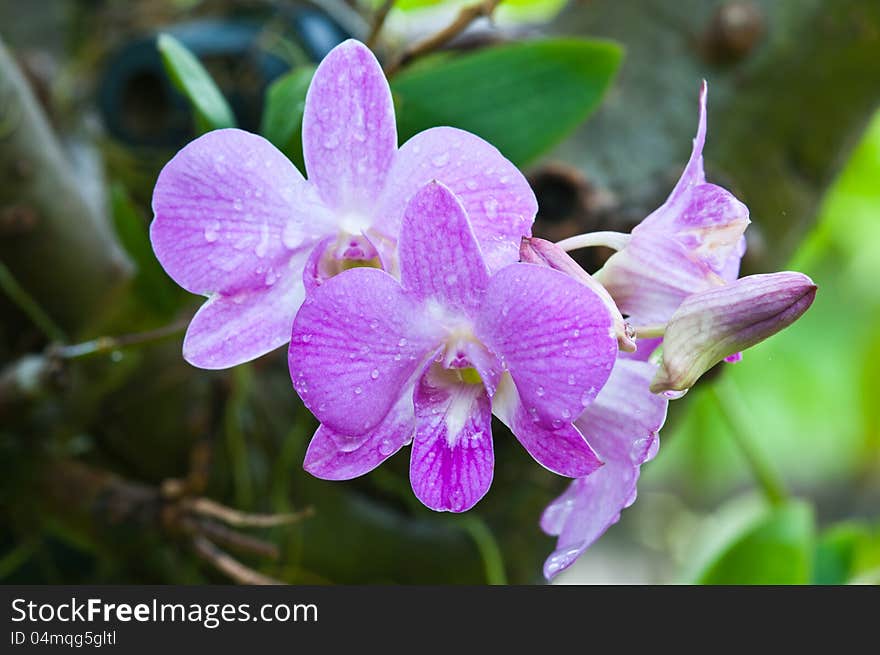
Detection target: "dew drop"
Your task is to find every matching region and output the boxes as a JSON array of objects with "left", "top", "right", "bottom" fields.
[
  {"left": 354, "top": 386, "right": 363, "bottom": 395},
  {"left": 301, "top": 334, "right": 312, "bottom": 343},
  {"left": 536, "top": 386, "right": 545, "bottom": 397},
  {"left": 483, "top": 197, "right": 499, "bottom": 219},
  {"left": 255, "top": 223, "right": 270, "bottom": 258},
  {"left": 465, "top": 180, "right": 478, "bottom": 191},
  {"left": 203, "top": 220, "right": 220, "bottom": 242},
  {"left": 567, "top": 374, "right": 576, "bottom": 386},
  {"left": 580, "top": 390, "right": 593, "bottom": 406},
  {"left": 233, "top": 199, "right": 243, "bottom": 211},
  {"left": 561, "top": 408, "right": 572, "bottom": 419},
  {"left": 397, "top": 337, "right": 408, "bottom": 347},
  {"left": 379, "top": 439, "right": 395, "bottom": 456},
  {"left": 282, "top": 222, "right": 304, "bottom": 249},
  {"left": 370, "top": 369, "right": 379, "bottom": 380},
  {"left": 431, "top": 152, "right": 450, "bottom": 167}
]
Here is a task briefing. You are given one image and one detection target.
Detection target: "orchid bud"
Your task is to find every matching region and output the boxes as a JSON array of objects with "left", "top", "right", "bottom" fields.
[
  {"left": 520, "top": 237, "right": 636, "bottom": 352},
  {"left": 650, "top": 272, "right": 817, "bottom": 393}
]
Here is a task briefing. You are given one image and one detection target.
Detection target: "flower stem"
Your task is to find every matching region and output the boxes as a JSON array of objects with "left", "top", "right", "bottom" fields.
[
  {"left": 708, "top": 376, "right": 787, "bottom": 506},
  {"left": 633, "top": 324, "right": 666, "bottom": 339},
  {"left": 459, "top": 515, "right": 507, "bottom": 585},
  {"left": 56, "top": 319, "right": 188, "bottom": 360},
  {"left": 0, "top": 259, "right": 66, "bottom": 342},
  {"left": 556, "top": 231, "right": 630, "bottom": 253}
]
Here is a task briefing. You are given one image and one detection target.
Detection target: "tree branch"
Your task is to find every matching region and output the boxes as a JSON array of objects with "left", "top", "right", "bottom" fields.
[
  {"left": 385, "top": 0, "right": 502, "bottom": 76},
  {"left": 0, "top": 36, "right": 132, "bottom": 335}
]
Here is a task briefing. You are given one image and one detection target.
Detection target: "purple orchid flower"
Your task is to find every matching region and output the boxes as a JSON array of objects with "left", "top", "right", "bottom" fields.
[
  {"left": 593, "top": 81, "right": 750, "bottom": 326},
  {"left": 150, "top": 39, "right": 536, "bottom": 369},
  {"left": 288, "top": 181, "right": 618, "bottom": 512},
  {"left": 530, "top": 84, "right": 816, "bottom": 578}
]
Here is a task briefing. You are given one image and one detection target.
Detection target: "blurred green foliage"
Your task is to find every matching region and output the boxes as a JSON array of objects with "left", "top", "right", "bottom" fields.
[
  {"left": 392, "top": 39, "right": 622, "bottom": 165},
  {"left": 157, "top": 33, "right": 236, "bottom": 133}
]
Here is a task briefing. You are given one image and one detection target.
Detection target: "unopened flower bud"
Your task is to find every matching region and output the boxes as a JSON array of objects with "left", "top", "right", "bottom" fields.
[{"left": 650, "top": 272, "right": 817, "bottom": 393}]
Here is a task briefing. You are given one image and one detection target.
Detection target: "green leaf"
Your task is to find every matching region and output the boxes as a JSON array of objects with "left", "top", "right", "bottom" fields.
[
  {"left": 391, "top": 38, "right": 622, "bottom": 166},
  {"left": 694, "top": 499, "right": 815, "bottom": 585},
  {"left": 813, "top": 523, "right": 870, "bottom": 584},
  {"left": 260, "top": 66, "right": 315, "bottom": 171},
  {"left": 814, "top": 522, "right": 880, "bottom": 584},
  {"left": 110, "top": 185, "right": 178, "bottom": 316},
  {"left": 156, "top": 33, "right": 236, "bottom": 133}
]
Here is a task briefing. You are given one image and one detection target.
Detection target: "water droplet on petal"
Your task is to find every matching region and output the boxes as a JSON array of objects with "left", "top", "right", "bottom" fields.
[
  {"left": 301, "top": 333, "right": 312, "bottom": 343},
  {"left": 567, "top": 374, "right": 576, "bottom": 386},
  {"left": 465, "top": 180, "right": 478, "bottom": 191},
  {"left": 431, "top": 152, "right": 449, "bottom": 167},
  {"left": 203, "top": 220, "right": 220, "bottom": 243},
  {"left": 536, "top": 386, "right": 545, "bottom": 397},
  {"left": 379, "top": 439, "right": 395, "bottom": 456},
  {"left": 254, "top": 223, "right": 270, "bottom": 258},
  {"left": 483, "top": 197, "right": 499, "bottom": 219},
  {"left": 398, "top": 337, "right": 408, "bottom": 347},
  {"left": 354, "top": 386, "right": 363, "bottom": 395},
  {"left": 370, "top": 369, "right": 379, "bottom": 380}
]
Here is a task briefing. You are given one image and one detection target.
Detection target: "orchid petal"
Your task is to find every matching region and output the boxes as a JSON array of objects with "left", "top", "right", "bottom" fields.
[
  {"left": 302, "top": 40, "right": 396, "bottom": 212},
  {"left": 289, "top": 267, "right": 439, "bottom": 435},
  {"left": 151, "top": 128, "right": 329, "bottom": 297},
  {"left": 493, "top": 376, "right": 603, "bottom": 478},
  {"left": 182, "top": 251, "right": 307, "bottom": 368},
  {"left": 377, "top": 127, "right": 536, "bottom": 272},
  {"left": 542, "top": 359, "right": 668, "bottom": 579},
  {"left": 477, "top": 263, "right": 617, "bottom": 429},
  {"left": 304, "top": 391, "right": 415, "bottom": 480},
  {"left": 398, "top": 181, "right": 490, "bottom": 312},
  {"left": 410, "top": 365, "right": 494, "bottom": 512}
]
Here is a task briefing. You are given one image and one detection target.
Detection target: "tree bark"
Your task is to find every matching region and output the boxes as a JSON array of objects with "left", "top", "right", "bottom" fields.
[{"left": 0, "top": 37, "right": 131, "bottom": 336}]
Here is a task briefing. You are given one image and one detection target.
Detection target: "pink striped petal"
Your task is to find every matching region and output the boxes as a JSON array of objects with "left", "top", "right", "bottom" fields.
[
  {"left": 304, "top": 391, "right": 415, "bottom": 480},
  {"left": 398, "top": 181, "right": 489, "bottom": 312},
  {"left": 541, "top": 359, "right": 668, "bottom": 579},
  {"left": 182, "top": 251, "right": 307, "bottom": 368},
  {"left": 289, "top": 267, "right": 440, "bottom": 436},
  {"left": 151, "top": 128, "right": 329, "bottom": 297},
  {"left": 477, "top": 263, "right": 617, "bottom": 430},
  {"left": 410, "top": 366, "right": 494, "bottom": 512}
]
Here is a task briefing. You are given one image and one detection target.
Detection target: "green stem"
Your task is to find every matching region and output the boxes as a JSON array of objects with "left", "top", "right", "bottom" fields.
[
  {"left": 459, "top": 515, "right": 507, "bottom": 585},
  {"left": 225, "top": 366, "right": 254, "bottom": 510},
  {"left": 633, "top": 324, "right": 666, "bottom": 339},
  {"left": 0, "top": 259, "right": 66, "bottom": 342},
  {"left": 56, "top": 319, "right": 188, "bottom": 360},
  {"left": 708, "top": 377, "right": 787, "bottom": 506}
]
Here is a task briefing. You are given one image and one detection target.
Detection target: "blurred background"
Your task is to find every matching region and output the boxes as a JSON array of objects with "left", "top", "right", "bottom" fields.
[{"left": 0, "top": 0, "right": 878, "bottom": 584}]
